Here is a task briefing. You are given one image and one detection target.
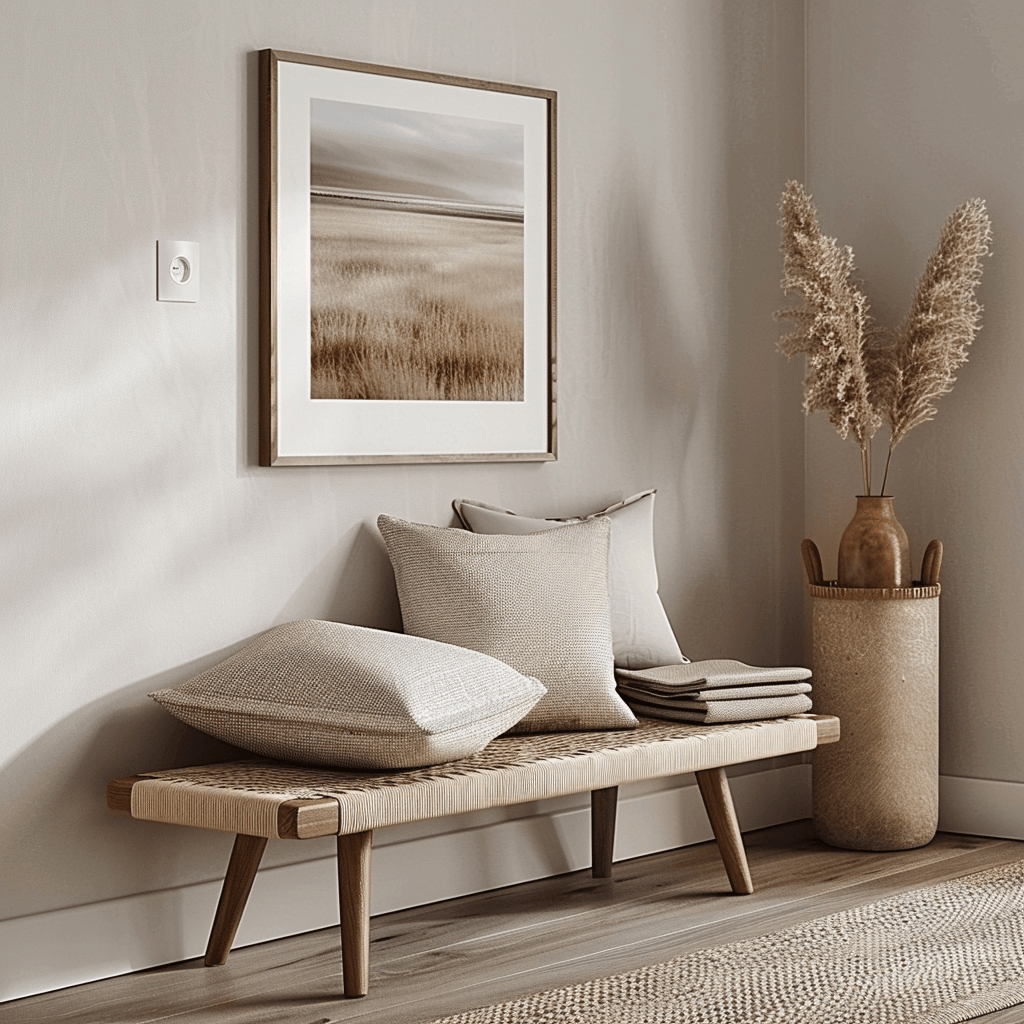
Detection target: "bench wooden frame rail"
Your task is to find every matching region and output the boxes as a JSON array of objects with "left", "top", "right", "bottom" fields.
[{"left": 107, "top": 713, "right": 838, "bottom": 998}]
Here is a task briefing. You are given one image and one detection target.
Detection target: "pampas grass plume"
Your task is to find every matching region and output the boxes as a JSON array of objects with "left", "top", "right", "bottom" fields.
[
  {"left": 775, "top": 180, "right": 880, "bottom": 494},
  {"left": 877, "top": 198, "right": 992, "bottom": 492}
]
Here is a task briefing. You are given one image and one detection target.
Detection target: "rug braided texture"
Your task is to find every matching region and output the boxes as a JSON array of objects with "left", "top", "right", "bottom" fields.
[{"left": 427, "top": 860, "right": 1024, "bottom": 1024}]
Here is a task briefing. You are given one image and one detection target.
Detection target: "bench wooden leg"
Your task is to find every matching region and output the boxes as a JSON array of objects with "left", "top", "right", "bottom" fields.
[
  {"left": 204, "top": 833, "right": 268, "bottom": 966},
  {"left": 591, "top": 786, "right": 618, "bottom": 878},
  {"left": 338, "top": 830, "right": 372, "bottom": 998},
  {"left": 695, "top": 767, "right": 753, "bottom": 895}
]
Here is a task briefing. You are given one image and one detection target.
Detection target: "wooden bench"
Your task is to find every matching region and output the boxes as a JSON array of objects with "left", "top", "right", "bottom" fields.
[{"left": 107, "top": 713, "right": 838, "bottom": 997}]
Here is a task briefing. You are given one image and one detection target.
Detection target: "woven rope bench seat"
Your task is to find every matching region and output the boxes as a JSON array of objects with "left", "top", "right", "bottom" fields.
[
  {"left": 115, "top": 714, "right": 831, "bottom": 840},
  {"left": 107, "top": 713, "right": 838, "bottom": 997}
]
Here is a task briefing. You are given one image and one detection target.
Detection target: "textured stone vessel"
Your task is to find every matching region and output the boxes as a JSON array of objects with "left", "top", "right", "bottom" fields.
[{"left": 810, "top": 582, "right": 940, "bottom": 851}]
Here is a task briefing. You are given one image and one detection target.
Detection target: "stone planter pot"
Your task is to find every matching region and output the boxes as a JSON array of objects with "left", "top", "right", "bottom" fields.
[{"left": 804, "top": 540, "right": 942, "bottom": 851}]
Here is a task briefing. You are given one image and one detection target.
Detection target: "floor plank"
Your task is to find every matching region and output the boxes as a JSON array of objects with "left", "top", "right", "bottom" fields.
[{"left": 5, "top": 822, "right": 1024, "bottom": 1024}]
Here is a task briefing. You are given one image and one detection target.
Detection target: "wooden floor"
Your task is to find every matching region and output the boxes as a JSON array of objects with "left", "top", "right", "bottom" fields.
[{"left": 7, "top": 821, "right": 1024, "bottom": 1024}]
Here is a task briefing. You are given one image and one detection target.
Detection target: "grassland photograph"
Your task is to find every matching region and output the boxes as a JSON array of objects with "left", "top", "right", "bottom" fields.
[{"left": 310, "top": 98, "right": 526, "bottom": 402}]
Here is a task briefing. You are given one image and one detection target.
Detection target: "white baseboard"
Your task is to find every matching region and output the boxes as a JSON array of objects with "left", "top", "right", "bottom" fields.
[
  {"left": 938, "top": 774, "right": 1024, "bottom": 841},
  {"left": 0, "top": 765, "right": 811, "bottom": 1003}
]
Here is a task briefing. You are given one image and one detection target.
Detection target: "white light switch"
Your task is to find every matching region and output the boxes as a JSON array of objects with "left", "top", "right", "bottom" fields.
[{"left": 157, "top": 240, "right": 199, "bottom": 301}]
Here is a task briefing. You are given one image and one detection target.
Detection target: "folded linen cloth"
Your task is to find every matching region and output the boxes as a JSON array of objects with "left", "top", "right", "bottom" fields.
[
  {"left": 616, "top": 659, "right": 812, "bottom": 694},
  {"left": 616, "top": 680, "right": 811, "bottom": 704},
  {"left": 621, "top": 692, "right": 813, "bottom": 725}
]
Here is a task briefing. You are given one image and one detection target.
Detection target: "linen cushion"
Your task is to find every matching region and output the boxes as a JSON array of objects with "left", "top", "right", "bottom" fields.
[
  {"left": 452, "top": 490, "right": 685, "bottom": 670},
  {"left": 377, "top": 514, "right": 637, "bottom": 733},
  {"left": 149, "top": 619, "right": 547, "bottom": 770}
]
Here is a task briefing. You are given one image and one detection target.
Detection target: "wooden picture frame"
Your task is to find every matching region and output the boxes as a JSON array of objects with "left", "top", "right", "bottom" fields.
[{"left": 259, "top": 49, "right": 557, "bottom": 466}]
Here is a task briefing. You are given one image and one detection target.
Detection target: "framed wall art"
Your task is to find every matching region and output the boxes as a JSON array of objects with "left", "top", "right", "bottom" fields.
[{"left": 258, "top": 49, "right": 557, "bottom": 465}]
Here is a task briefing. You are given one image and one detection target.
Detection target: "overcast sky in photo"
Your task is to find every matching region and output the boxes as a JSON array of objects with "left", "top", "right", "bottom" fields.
[{"left": 310, "top": 99, "right": 524, "bottom": 206}]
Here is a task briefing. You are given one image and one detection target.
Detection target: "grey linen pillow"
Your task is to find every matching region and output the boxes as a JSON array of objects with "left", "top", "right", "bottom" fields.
[
  {"left": 377, "top": 514, "right": 637, "bottom": 733},
  {"left": 149, "top": 620, "right": 547, "bottom": 770},
  {"left": 452, "top": 490, "right": 685, "bottom": 671}
]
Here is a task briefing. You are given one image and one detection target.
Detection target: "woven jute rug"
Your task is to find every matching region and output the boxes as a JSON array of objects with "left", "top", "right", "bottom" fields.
[{"left": 427, "top": 859, "right": 1024, "bottom": 1024}]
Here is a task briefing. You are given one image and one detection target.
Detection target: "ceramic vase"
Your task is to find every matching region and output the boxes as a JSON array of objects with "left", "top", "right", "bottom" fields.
[{"left": 837, "top": 495, "right": 911, "bottom": 588}]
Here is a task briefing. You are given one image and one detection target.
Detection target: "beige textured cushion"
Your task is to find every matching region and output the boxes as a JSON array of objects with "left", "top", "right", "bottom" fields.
[
  {"left": 452, "top": 490, "right": 685, "bottom": 670},
  {"left": 149, "top": 620, "right": 547, "bottom": 770},
  {"left": 377, "top": 514, "right": 637, "bottom": 733}
]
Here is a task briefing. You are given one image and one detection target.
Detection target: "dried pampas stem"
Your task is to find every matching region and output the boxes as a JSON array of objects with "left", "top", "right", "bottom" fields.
[
  {"left": 883, "top": 198, "right": 992, "bottom": 463},
  {"left": 775, "top": 181, "right": 882, "bottom": 493}
]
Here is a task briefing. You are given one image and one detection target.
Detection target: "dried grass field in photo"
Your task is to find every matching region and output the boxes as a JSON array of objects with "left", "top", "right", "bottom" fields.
[{"left": 310, "top": 200, "right": 524, "bottom": 401}]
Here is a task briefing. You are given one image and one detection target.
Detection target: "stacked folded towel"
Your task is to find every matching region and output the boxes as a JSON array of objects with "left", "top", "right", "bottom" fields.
[{"left": 616, "top": 660, "right": 812, "bottom": 724}]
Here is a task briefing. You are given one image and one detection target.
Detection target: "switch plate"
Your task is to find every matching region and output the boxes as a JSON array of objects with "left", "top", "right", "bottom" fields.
[{"left": 157, "top": 240, "right": 199, "bottom": 302}]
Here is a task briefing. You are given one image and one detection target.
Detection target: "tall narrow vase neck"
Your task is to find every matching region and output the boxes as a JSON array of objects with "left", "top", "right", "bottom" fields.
[{"left": 855, "top": 495, "right": 898, "bottom": 512}]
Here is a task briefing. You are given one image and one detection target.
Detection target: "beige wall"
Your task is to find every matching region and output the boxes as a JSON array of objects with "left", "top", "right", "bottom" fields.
[
  {"left": 805, "top": 1, "right": 1024, "bottom": 786},
  {"left": 0, "top": 0, "right": 806, "bottom": 997}
]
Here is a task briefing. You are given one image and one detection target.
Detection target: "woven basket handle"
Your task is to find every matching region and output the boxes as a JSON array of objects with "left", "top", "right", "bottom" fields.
[
  {"left": 920, "top": 539, "right": 943, "bottom": 587},
  {"left": 801, "top": 538, "right": 824, "bottom": 586}
]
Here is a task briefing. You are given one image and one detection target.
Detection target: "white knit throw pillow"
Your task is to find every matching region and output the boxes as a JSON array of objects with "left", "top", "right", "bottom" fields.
[
  {"left": 452, "top": 490, "right": 685, "bottom": 671},
  {"left": 150, "top": 620, "right": 547, "bottom": 769},
  {"left": 377, "top": 514, "right": 636, "bottom": 733}
]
